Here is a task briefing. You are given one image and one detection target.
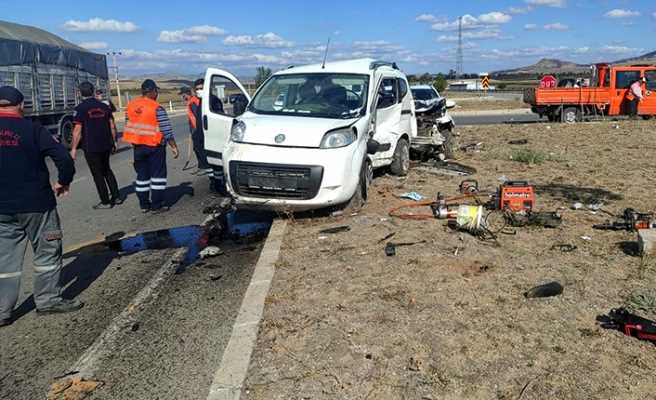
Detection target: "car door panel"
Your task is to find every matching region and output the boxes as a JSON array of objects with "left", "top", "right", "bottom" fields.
[
  {"left": 639, "top": 70, "right": 656, "bottom": 115},
  {"left": 371, "top": 77, "right": 401, "bottom": 166},
  {"left": 202, "top": 68, "right": 251, "bottom": 165}
]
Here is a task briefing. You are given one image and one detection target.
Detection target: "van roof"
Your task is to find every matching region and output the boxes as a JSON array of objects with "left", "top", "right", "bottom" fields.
[{"left": 276, "top": 58, "right": 399, "bottom": 76}]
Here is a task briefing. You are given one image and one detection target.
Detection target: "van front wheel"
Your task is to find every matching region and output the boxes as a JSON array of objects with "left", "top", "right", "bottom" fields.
[
  {"left": 345, "top": 159, "right": 372, "bottom": 212},
  {"left": 390, "top": 138, "right": 410, "bottom": 176}
]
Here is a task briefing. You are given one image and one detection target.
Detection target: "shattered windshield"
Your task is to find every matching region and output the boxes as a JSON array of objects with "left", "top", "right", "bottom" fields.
[
  {"left": 411, "top": 88, "right": 435, "bottom": 101},
  {"left": 249, "top": 73, "right": 369, "bottom": 119}
]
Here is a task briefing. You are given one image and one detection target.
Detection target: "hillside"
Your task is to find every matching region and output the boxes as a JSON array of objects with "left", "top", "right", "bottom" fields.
[
  {"left": 614, "top": 50, "right": 656, "bottom": 65},
  {"left": 492, "top": 58, "right": 590, "bottom": 78}
]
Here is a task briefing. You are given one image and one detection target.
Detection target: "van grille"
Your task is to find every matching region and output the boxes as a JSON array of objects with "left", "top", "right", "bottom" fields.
[{"left": 230, "top": 162, "right": 323, "bottom": 200}]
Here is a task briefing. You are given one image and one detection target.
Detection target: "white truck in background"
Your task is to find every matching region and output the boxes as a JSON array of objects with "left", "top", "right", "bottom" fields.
[{"left": 0, "top": 20, "right": 109, "bottom": 148}]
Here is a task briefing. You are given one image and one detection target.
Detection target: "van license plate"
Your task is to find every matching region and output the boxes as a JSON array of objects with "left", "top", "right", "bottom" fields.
[{"left": 248, "top": 176, "right": 297, "bottom": 191}]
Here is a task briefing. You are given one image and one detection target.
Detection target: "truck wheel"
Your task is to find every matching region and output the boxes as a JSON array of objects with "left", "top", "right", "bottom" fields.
[
  {"left": 345, "top": 159, "right": 372, "bottom": 212},
  {"left": 562, "top": 107, "right": 581, "bottom": 124},
  {"left": 59, "top": 117, "right": 74, "bottom": 149},
  {"left": 390, "top": 138, "right": 410, "bottom": 176}
]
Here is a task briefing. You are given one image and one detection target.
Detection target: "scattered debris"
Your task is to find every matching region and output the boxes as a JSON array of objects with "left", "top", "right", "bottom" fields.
[
  {"left": 318, "top": 236, "right": 328, "bottom": 240},
  {"left": 497, "top": 175, "right": 509, "bottom": 183},
  {"left": 330, "top": 210, "right": 344, "bottom": 217},
  {"left": 209, "top": 275, "right": 223, "bottom": 282},
  {"left": 47, "top": 376, "right": 103, "bottom": 400},
  {"left": 594, "top": 208, "right": 655, "bottom": 231},
  {"left": 130, "top": 322, "right": 140, "bottom": 332},
  {"left": 524, "top": 281, "right": 564, "bottom": 298},
  {"left": 319, "top": 225, "right": 351, "bottom": 234},
  {"left": 459, "top": 142, "right": 483, "bottom": 152},
  {"left": 384, "top": 241, "right": 427, "bottom": 257},
  {"left": 508, "top": 139, "right": 529, "bottom": 145},
  {"left": 572, "top": 202, "right": 584, "bottom": 210},
  {"left": 551, "top": 243, "right": 578, "bottom": 253},
  {"left": 598, "top": 308, "right": 656, "bottom": 344},
  {"left": 400, "top": 192, "right": 424, "bottom": 202},
  {"left": 581, "top": 236, "right": 592, "bottom": 241},
  {"left": 587, "top": 202, "right": 604, "bottom": 211},
  {"left": 200, "top": 246, "right": 223, "bottom": 259},
  {"left": 378, "top": 232, "right": 396, "bottom": 243}
]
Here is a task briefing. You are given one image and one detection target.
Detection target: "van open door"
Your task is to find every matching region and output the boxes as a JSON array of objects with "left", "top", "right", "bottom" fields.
[{"left": 201, "top": 68, "right": 251, "bottom": 168}]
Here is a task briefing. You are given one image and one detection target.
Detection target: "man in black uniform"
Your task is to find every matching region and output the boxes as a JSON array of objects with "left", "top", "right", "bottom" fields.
[
  {"left": 70, "top": 81, "right": 122, "bottom": 209},
  {"left": 0, "top": 86, "right": 82, "bottom": 327}
]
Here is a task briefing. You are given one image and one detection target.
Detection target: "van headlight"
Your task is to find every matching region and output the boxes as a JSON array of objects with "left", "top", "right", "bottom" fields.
[
  {"left": 230, "top": 120, "right": 247, "bottom": 142},
  {"left": 320, "top": 128, "right": 356, "bottom": 149}
]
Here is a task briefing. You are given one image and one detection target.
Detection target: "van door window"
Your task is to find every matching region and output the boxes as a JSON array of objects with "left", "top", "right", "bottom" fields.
[
  {"left": 210, "top": 75, "right": 249, "bottom": 117},
  {"left": 615, "top": 71, "right": 641, "bottom": 89},
  {"left": 645, "top": 71, "right": 656, "bottom": 91},
  {"left": 377, "top": 78, "right": 398, "bottom": 109},
  {"left": 398, "top": 79, "right": 408, "bottom": 103}
]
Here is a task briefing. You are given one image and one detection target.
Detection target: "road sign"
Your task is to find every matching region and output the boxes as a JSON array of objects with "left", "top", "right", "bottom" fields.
[
  {"left": 540, "top": 75, "right": 557, "bottom": 89},
  {"left": 481, "top": 76, "right": 490, "bottom": 90}
]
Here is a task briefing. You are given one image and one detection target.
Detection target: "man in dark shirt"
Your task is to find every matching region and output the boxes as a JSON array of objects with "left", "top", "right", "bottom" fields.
[
  {"left": 0, "top": 86, "right": 83, "bottom": 327},
  {"left": 95, "top": 89, "right": 117, "bottom": 113},
  {"left": 71, "top": 82, "right": 121, "bottom": 209}
]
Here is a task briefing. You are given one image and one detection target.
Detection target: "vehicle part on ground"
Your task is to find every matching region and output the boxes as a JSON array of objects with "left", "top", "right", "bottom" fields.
[
  {"left": 562, "top": 107, "right": 581, "bottom": 124},
  {"left": 319, "top": 225, "right": 351, "bottom": 234},
  {"left": 384, "top": 240, "right": 427, "bottom": 257},
  {"left": 593, "top": 208, "right": 655, "bottom": 231},
  {"left": 508, "top": 139, "right": 529, "bottom": 145},
  {"left": 524, "top": 281, "right": 564, "bottom": 298},
  {"left": 459, "top": 179, "right": 479, "bottom": 195},
  {"left": 598, "top": 308, "right": 656, "bottom": 344},
  {"left": 551, "top": 243, "right": 578, "bottom": 252},
  {"left": 390, "top": 138, "right": 410, "bottom": 176}
]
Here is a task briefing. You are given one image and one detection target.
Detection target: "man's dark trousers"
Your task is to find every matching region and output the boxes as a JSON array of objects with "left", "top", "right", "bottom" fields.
[
  {"left": 84, "top": 151, "right": 119, "bottom": 204},
  {"left": 192, "top": 128, "right": 211, "bottom": 171},
  {"left": 133, "top": 145, "right": 167, "bottom": 210}
]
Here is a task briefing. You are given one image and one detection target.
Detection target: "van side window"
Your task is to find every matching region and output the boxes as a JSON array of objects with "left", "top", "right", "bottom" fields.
[
  {"left": 615, "top": 71, "right": 641, "bottom": 89},
  {"left": 377, "top": 78, "right": 398, "bottom": 109},
  {"left": 398, "top": 79, "right": 408, "bottom": 103},
  {"left": 210, "top": 75, "right": 248, "bottom": 117},
  {"left": 646, "top": 71, "right": 656, "bottom": 91}
]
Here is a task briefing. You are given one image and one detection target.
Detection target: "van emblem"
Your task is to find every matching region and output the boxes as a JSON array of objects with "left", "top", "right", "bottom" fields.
[{"left": 275, "top": 134, "right": 286, "bottom": 143}]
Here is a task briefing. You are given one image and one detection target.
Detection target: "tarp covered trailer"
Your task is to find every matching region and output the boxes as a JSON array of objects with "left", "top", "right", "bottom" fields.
[{"left": 0, "top": 20, "right": 109, "bottom": 147}]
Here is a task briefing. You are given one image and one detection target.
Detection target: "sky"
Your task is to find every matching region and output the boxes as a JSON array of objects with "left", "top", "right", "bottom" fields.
[{"left": 2, "top": 0, "right": 655, "bottom": 78}]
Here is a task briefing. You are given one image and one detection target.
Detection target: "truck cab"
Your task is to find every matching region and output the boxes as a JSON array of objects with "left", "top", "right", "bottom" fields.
[{"left": 201, "top": 58, "right": 417, "bottom": 211}]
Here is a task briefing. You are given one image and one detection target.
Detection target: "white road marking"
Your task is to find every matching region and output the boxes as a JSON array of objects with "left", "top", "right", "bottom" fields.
[
  {"left": 206, "top": 219, "right": 287, "bottom": 400},
  {"left": 67, "top": 247, "right": 188, "bottom": 379}
]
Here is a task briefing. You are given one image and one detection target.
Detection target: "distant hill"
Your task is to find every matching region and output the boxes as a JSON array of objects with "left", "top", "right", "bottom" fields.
[
  {"left": 614, "top": 50, "right": 656, "bottom": 65},
  {"left": 492, "top": 58, "right": 590, "bottom": 78}
]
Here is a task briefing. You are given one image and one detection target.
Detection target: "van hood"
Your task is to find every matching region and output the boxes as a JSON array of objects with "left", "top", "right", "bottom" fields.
[{"left": 237, "top": 112, "right": 359, "bottom": 148}]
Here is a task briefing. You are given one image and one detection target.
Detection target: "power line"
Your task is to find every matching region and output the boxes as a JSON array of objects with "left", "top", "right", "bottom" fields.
[{"left": 106, "top": 51, "right": 123, "bottom": 110}]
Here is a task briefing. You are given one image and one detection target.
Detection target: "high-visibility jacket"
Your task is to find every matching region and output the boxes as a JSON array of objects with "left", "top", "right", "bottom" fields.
[
  {"left": 123, "top": 97, "right": 163, "bottom": 147},
  {"left": 186, "top": 96, "right": 200, "bottom": 130}
]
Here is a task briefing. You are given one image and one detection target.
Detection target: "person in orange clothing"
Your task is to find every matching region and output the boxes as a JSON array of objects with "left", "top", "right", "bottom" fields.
[
  {"left": 123, "top": 79, "right": 179, "bottom": 213},
  {"left": 188, "top": 79, "right": 212, "bottom": 176}
]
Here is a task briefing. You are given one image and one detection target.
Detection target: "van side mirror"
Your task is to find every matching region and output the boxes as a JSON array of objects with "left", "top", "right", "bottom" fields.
[
  {"left": 446, "top": 100, "right": 456, "bottom": 109},
  {"left": 367, "top": 139, "right": 391, "bottom": 154}
]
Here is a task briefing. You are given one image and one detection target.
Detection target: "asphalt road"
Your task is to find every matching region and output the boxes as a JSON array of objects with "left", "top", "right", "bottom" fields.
[{"left": 0, "top": 113, "right": 266, "bottom": 399}]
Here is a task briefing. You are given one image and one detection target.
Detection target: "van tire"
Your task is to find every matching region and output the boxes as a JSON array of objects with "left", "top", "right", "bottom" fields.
[
  {"left": 390, "top": 138, "right": 410, "bottom": 176},
  {"left": 345, "top": 159, "right": 372, "bottom": 212}
]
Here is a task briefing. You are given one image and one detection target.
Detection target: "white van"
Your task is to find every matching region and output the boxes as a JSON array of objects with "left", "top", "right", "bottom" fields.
[{"left": 201, "top": 58, "right": 417, "bottom": 211}]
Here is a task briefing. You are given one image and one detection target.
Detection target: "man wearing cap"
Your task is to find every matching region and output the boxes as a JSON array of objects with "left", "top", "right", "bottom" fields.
[
  {"left": 70, "top": 81, "right": 122, "bottom": 209},
  {"left": 123, "top": 79, "right": 179, "bottom": 213},
  {"left": 0, "top": 86, "right": 83, "bottom": 327}
]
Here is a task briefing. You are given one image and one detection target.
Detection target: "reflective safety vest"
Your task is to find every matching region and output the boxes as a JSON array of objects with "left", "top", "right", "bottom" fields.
[
  {"left": 186, "top": 96, "right": 200, "bottom": 130},
  {"left": 123, "top": 97, "right": 163, "bottom": 146}
]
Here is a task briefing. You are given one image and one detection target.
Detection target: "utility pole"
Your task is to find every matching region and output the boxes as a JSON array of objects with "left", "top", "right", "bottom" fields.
[
  {"left": 106, "top": 51, "right": 123, "bottom": 110},
  {"left": 456, "top": 16, "right": 464, "bottom": 79}
]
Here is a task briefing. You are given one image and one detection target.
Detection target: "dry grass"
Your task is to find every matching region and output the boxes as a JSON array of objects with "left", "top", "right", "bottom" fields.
[{"left": 243, "top": 120, "right": 656, "bottom": 399}]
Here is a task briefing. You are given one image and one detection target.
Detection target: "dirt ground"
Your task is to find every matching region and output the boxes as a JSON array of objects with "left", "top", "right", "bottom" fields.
[{"left": 243, "top": 120, "right": 656, "bottom": 399}]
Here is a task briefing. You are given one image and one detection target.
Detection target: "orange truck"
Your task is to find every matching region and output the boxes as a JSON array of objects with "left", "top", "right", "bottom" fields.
[{"left": 524, "top": 64, "right": 656, "bottom": 122}]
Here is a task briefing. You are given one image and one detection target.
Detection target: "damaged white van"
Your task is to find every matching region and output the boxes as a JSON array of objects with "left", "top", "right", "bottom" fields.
[{"left": 201, "top": 58, "right": 417, "bottom": 211}]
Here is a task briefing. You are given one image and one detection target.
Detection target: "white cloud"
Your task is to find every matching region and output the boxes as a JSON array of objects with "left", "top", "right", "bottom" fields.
[
  {"left": 524, "top": 24, "right": 538, "bottom": 31},
  {"left": 185, "top": 25, "right": 226, "bottom": 35},
  {"left": 478, "top": 12, "right": 512, "bottom": 24},
  {"left": 544, "top": 22, "right": 569, "bottom": 31},
  {"left": 158, "top": 25, "right": 226, "bottom": 43},
  {"left": 437, "top": 29, "right": 503, "bottom": 42},
  {"left": 431, "top": 12, "right": 511, "bottom": 32},
  {"left": 508, "top": 6, "right": 532, "bottom": 14},
  {"left": 525, "top": 0, "right": 565, "bottom": 8},
  {"left": 158, "top": 31, "right": 206, "bottom": 43},
  {"left": 78, "top": 41, "right": 108, "bottom": 50},
  {"left": 602, "top": 45, "right": 644, "bottom": 54},
  {"left": 415, "top": 14, "right": 444, "bottom": 23},
  {"left": 604, "top": 9, "right": 640, "bottom": 18},
  {"left": 574, "top": 47, "right": 590, "bottom": 54},
  {"left": 63, "top": 18, "right": 138, "bottom": 32},
  {"left": 223, "top": 32, "right": 293, "bottom": 48}
]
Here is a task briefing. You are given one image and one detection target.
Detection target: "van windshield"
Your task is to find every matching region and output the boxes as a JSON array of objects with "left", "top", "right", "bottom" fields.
[{"left": 249, "top": 73, "right": 369, "bottom": 119}]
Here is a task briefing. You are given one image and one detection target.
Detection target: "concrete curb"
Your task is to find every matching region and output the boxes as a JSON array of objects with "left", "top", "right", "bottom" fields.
[
  {"left": 451, "top": 108, "right": 533, "bottom": 116},
  {"left": 206, "top": 219, "right": 287, "bottom": 400}
]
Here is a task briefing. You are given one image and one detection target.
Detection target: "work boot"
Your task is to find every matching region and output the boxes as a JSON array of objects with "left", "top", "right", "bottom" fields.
[
  {"left": 36, "top": 299, "right": 84, "bottom": 315},
  {"left": 0, "top": 318, "right": 12, "bottom": 328},
  {"left": 150, "top": 206, "right": 170, "bottom": 215},
  {"left": 93, "top": 202, "right": 113, "bottom": 210}
]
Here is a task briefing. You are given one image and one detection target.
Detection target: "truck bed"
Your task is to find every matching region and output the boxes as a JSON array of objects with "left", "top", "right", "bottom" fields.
[{"left": 524, "top": 87, "right": 611, "bottom": 106}]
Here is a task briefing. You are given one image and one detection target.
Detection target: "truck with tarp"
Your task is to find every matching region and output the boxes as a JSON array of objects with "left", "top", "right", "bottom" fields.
[{"left": 0, "top": 20, "right": 109, "bottom": 147}]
